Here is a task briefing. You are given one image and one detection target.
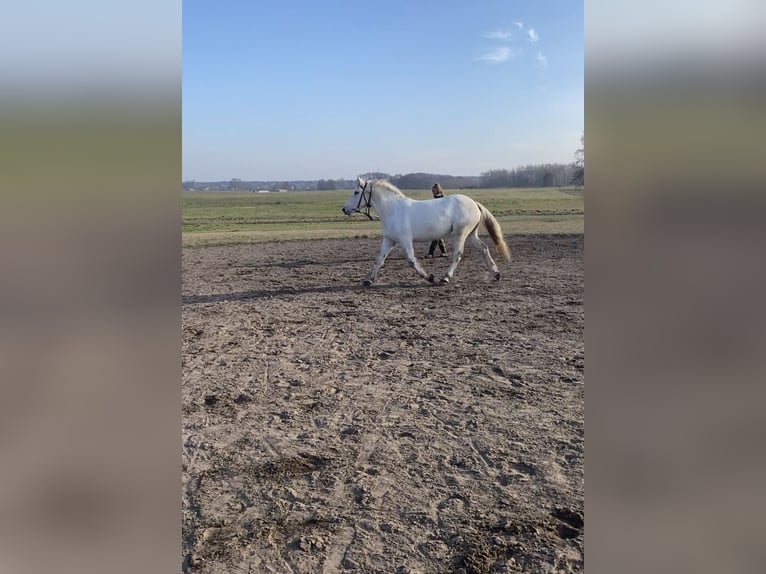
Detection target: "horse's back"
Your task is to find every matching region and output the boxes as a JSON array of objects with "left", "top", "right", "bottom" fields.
[
  {"left": 398, "top": 194, "right": 480, "bottom": 242},
  {"left": 411, "top": 194, "right": 477, "bottom": 216},
  {"left": 445, "top": 194, "right": 482, "bottom": 223}
]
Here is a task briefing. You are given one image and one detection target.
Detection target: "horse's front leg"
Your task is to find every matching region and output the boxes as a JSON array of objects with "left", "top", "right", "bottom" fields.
[
  {"left": 401, "top": 242, "right": 435, "bottom": 283},
  {"left": 440, "top": 232, "right": 469, "bottom": 284},
  {"left": 363, "top": 237, "right": 395, "bottom": 286}
]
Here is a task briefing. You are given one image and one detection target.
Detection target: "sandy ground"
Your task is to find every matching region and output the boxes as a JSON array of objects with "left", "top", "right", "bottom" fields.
[{"left": 182, "top": 234, "right": 584, "bottom": 573}]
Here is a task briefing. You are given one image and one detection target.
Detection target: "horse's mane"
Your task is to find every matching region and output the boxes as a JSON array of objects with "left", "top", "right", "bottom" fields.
[{"left": 370, "top": 179, "right": 406, "bottom": 198}]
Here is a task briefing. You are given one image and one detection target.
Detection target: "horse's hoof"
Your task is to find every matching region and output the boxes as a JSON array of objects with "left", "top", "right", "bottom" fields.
[
  {"left": 427, "top": 274, "right": 435, "bottom": 283},
  {"left": 362, "top": 279, "right": 372, "bottom": 287},
  {"left": 494, "top": 271, "right": 500, "bottom": 281},
  {"left": 439, "top": 277, "right": 450, "bottom": 285}
]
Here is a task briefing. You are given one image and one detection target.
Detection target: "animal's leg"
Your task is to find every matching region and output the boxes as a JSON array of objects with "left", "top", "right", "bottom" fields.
[
  {"left": 401, "top": 242, "right": 435, "bottom": 283},
  {"left": 364, "top": 237, "right": 395, "bottom": 286},
  {"left": 440, "top": 229, "right": 472, "bottom": 284},
  {"left": 467, "top": 232, "right": 500, "bottom": 280}
]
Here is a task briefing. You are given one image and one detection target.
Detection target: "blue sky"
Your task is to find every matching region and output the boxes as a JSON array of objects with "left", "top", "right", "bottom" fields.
[{"left": 183, "top": 0, "right": 583, "bottom": 181}]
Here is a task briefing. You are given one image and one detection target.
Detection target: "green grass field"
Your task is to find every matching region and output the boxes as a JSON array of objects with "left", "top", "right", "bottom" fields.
[{"left": 182, "top": 187, "right": 583, "bottom": 247}]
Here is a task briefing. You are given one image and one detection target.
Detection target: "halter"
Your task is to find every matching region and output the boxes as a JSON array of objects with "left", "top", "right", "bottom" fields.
[{"left": 355, "top": 180, "right": 376, "bottom": 220}]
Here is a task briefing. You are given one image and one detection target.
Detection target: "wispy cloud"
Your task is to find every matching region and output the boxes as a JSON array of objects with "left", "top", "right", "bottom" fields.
[
  {"left": 476, "top": 46, "right": 514, "bottom": 63},
  {"left": 476, "top": 21, "right": 542, "bottom": 68},
  {"left": 483, "top": 29, "right": 513, "bottom": 41}
]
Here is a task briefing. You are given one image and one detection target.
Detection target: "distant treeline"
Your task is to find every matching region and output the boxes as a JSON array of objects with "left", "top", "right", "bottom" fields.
[
  {"left": 183, "top": 163, "right": 579, "bottom": 192},
  {"left": 478, "top": 163, "right": 578, "bottom": 188}
]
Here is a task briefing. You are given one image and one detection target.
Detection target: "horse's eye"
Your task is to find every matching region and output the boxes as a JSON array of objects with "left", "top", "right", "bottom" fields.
[{"left": 354, "top": 191, "right": 359, "bottom": 195}]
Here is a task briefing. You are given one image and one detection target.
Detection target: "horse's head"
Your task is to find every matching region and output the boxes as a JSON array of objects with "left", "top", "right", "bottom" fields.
[{"left": 341, "top": 177, "right": 370, "bottom": 216}]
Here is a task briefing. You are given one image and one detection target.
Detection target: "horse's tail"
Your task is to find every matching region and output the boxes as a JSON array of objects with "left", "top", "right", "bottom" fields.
[{"left": 477, "top": 203, "right": 511, "bottom": 262}]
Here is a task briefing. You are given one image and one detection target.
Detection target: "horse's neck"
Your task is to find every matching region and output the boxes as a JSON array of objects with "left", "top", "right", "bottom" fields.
[{"left": 370, "top": 186, "right": 400, "bottom": 215}]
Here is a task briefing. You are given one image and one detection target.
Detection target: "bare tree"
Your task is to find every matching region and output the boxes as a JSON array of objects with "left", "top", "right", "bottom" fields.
[{"left": 570, "top": 133, "right": 584, "bottom": 188}]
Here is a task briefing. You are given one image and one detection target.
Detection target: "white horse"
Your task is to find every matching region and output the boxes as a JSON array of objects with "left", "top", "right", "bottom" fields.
[{"left": 342, "top": 177, "right": 511, "bottom": 285}]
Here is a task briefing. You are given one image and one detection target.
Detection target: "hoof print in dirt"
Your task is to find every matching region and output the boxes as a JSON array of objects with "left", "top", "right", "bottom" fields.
[
  {"left": 234, "top": 393, "right": 251, "bottom": 404},
  {"left": 551, "top": 507, "right": 584, "bottom": 529},
  {"left": 203, "top": 394, "right": 218, "bottom": 406},
  {"left": 551, "top": 507, "right": 584, "bottom": 539},
  {"left": 556, "top": 523, "right": 581, "bottom": 539},
  {"left": 455, "top": 538, "right": 501, "bottom": 574},
  {"left": 352, "top": 484, "right": 370, "bottom": 506}
]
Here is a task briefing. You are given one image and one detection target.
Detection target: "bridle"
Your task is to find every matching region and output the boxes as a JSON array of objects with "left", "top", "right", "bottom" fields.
[{"left": 354, "top": 180, "right": 376, "bottom": 220}]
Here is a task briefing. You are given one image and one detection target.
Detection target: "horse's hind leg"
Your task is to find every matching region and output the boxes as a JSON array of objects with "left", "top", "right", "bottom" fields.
[
  {"left": 401, "top": 242, "right": 435, "bottom": 283},
  {"left": 440, "top": 228, "right": 472, "bottom": 284},
  {"left": 467, "top": 232, "right": 500, "bottom": 280},
  {"left": 364, "top": 237, "right": 395, "bottom": 286}
]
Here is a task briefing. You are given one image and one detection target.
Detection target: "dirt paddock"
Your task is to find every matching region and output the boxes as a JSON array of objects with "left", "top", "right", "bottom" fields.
[{"left": 182, "top": 234, "right": 584, "bottom": 573}]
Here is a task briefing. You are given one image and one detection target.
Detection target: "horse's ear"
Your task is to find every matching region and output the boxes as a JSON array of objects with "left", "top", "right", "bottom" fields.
[{"left": 357, "top": 176, "right": 365, "bottom": 187}]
